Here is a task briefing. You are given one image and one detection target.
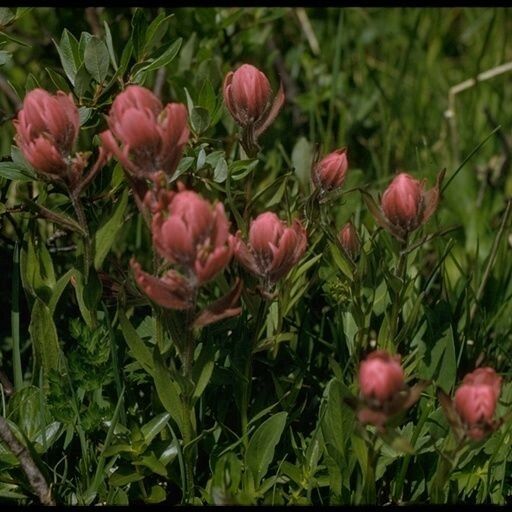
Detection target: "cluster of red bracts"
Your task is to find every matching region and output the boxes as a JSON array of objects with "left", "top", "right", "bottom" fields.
[
  {"left": 131, "top": 175, "right": 308, "bottom": 326},
  {"left": 355, "top": 350, "right": 504, "bottom": 442}
]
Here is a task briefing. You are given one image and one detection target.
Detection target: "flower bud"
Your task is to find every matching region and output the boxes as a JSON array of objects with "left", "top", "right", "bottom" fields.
[
  {"left": 224, "top": 64, "right": 272, "bottom": 125},
  {"left": 312, "top": 148, "right": 348, "bottom": 193},
  {"left": 381, "top": 173, "right": 423, "bottom": 232},
  {"left": 101, "top": 85, "right": 189, "bottom": 179},
  {"left": 234, "top": 211, "right": 307, "bottom": 287},
  {"left": 374, "top": 170, "right": 444, "bottom": 240},
  {"left": 151, "top": 185, "right": 233, "bottom": 285},
  {"left": 454, "top": 367, "right": 502, "bottom": 440},
  {"left": 14, "top": 88, "right": 79, "bottom": 178},
  {"left": 223, "top": 64, "right": 285, "bottom": 155},
  {"left": 338, "top": 221, "right": 360, "bottom": 260},
  {"left": 359, "top": 350, "right": 405, "bottom": 403}
]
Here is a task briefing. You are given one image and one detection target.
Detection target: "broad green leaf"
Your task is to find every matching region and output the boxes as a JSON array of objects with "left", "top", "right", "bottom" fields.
[
  {"left": 144, "top": 13, "right": 173, "bottom": 52},
  {"left": 213, "top": 157, "right": 228, "bottom": 183},
  {"left": 291, "top": 136, "right": 312, "bottom": 190},
  {"left": 134, "top": 37, "right": 182, "bottom": 78},
  {"left": 423, "top": 327, "right": 457, "bottom": 393},
  {"left": 191, "top": 106, "right": 210, "bottom": 135},
  {"left": 45, "top": 67, "right": 71, "bottom": 92},
  {"left": 94, "top": 188, "right": 128, "bottom": 269},
  {"left": 103, "top": 20, "right": 118, "bottom": 70},
  {"left": 320, "top": 378, "right": 355, "bottom": 472},
  {"left": 20, "top": 234, "right": 56, "bottom": 303},
  {"left": 192, "top": 360, "right": 214, "bottom": 399},
  {"left": 118, "top": 309, "right": 154, "bottom": 375},
  {"left": 152, "top": 349, "right": 183, "bottom": 434},
  {"left": 55, "top": 29, "right": 80, "bottom": 85},
  {"left": 198, "top": 78, "right": 216, "bottom": 114},
  {"left": 84, "top": 36, "right": 110, "bottom": 83},
  {"left": 48, "top": 268, "right": 75, "bottom": 314},
  {"left": 245, "top": 411, "right": 287, "bottom": 487},
  {"left": 74, "top": 64, "right": 92, "bottom": 98},
  {"left": 131, "top": 8, "right": 148, "bottom": 60},
  {"left": 72, "top": 269, "right": 101, "bottom": 328},
  {"left": 0, "top": 162, "right": 35, "bottom": 182},
  {"left": 141, "top": 412, "right": 171, "bottom": 445},
  {"left": 29, "top": 299, "right": 61, "bottom": 382}
]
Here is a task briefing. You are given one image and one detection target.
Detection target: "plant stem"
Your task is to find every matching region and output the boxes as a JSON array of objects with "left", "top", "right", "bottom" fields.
[
  {"left": 241, "top": 298, "right": 268, "bottom": 450},
  {"left": 388, "top": 239, "right": 408, "bottom": 347},
  {"left": 11, "top": 242, "right": 22, "bottom": 391},
  {"left": 71, "top": 192, "right": 91, "bottom": 282},
  {"left": 180, "top": 316, "right": 196, "bottom": 503}
]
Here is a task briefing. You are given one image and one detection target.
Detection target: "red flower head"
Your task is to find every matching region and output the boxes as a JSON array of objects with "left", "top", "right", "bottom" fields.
[
  {"left": 359, "top": 350, "right": 405, "bottom": 403},
  {"left": 223, "top": 64, "right": 285, "bottom": 155},
  {"left": 101, "top": 85, "right": 189, "bottom": 179},
  {"left": 353, "top": 350, "right": 428, "bottom": 430},
  {"left": 234, "top": 212, "right": 307, "bottom": 288},
  {"left": 454, "top": 367, "right": 502, "bottom": 441},
  {"left": 14, "top": 88, "right": 80, "bottom": 180},
  {"left": 338, "top": 221, "right": 360, "bottom": 261},
  {"left": 151, "top": 184, "right": 233, "bottom": 285},
  {"left": 312, "top": 148, "right": 348, "bottom": 194},
  {"left": 374, "top": 171, "right": 444, "bottom": 240}
]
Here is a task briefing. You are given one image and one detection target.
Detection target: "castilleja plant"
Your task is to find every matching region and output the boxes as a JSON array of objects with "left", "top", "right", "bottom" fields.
[
  {"left": 363, "top": 170, "right": 446, "bottom": 242},
  {"left": 233, "top": 211, "right": 307, "bottom": 297},
  {"left": 101, "top": 85, "right": 189, "bottom": 209},
  {"left": 311, "top": 147, "right": 349, "bottom": 198},
  {"left": 349, "top": 350, "right": 430, "bottom": 431},
  {"left": 338, "top": 221, "right": 360, "bottom": 261},
  {"left": 223, "top": 63, "right": 285, "bottom": 157},
  {"left": 438, "top": 367, "right": 505, "bottom": 442},
  {"left": 132, "top": 178, "right": 241, "bottom": 328},
  {"left": 14, "top": 88, "right": 105, "bottom": 195}
]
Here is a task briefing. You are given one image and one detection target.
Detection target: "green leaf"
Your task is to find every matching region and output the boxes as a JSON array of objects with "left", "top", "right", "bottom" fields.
[
  {"left": 103, "top": 21, "right": 118, "bottom": 70},
  {"left": 190, "top": 106, "right": 210, "bottom": 135},
  {"left": 55, "top": 29, "right": 80, "bottom": 85},
  {"left": 94, "top": 188, "right": 128, "bottom": 270},
  {"left": 74, "top": 64, "right": 92, "bottom": 98},
  {"left": 152, "top": 349, "right": 184, "bottom": 434},
  {"left": 118, "top": 309, "right": 154, "bottom": 375},
  {"left": 72, "top": 269, "right": 100, "bottom": 328},
  {"left": 192, "top": 360, "right": 214, "bottom": 399},
  {"left": 29, "top": 299, "right": 61, "bottom": 382},
  {"left": 424, "top": 327, "right": 457, "bottom": 393},
  {"left": 319, "top": 378, "right": 355, "bottom": 472},
  {"left": 84, "top": 36, "right": 110, "bottom": 83},
  {"left": 131, "top": 8, "right": 148, "bottom": 60},
  {"left": 141, "top": 412, "right": 170, "bottom": 446},
  {"left": 134, "top": 453, "right": 168, "bottom": 477},
  {"left": 245, "top": 411, "right": 287, "bottom": 487},
  {"left": 291, "top": 136, "right": 312, "bottom": 190},
  {"left": 48, "top": 268, "right": 75, "bottom": 314},
  {"left": 213, "top": 157, "right": 228, "bottom": 183},
  {"left": 198, "top": 78, "right": 216, "bottom": 114},
  {"left": 45, "top": 67, "right": 71, "bottom": 92},
  {"left": 143, "top": 13, "right": 173, "bottom": 52},
  {"left": 133, "top": 37, "right": 182, "bottom": 79},
  {"left": 0, "top": 162, "right": 35, "bottom": 182},
  {"left": 20, "top": 234, "right": 56, "bottom": 303}
]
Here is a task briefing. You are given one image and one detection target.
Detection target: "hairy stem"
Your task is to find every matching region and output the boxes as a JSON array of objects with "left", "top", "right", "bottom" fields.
[
  {"left": 70, "top": 193, "right": 91, "bottom": 282},
  {"left": 241, "top": 298, "right": 268, "bottom": 450},
  {"left": 0, "top": 416, "right": 55, "bottom": 505}
]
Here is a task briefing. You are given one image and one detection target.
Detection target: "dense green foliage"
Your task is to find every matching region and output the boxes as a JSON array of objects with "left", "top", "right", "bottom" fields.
[{"left": 0, "top": 7, "right": 511, "bottom": 505}]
